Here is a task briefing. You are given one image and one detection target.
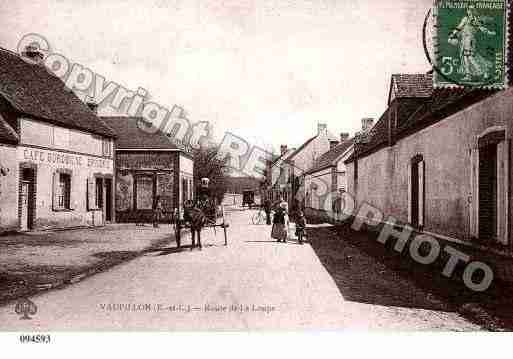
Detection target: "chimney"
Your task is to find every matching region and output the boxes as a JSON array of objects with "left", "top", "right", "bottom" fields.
[
  {"left": 86, "top": 101, "right": 98, "bottom": 114},
  {"left": 317, "top": 123, "right": 328, "bottom": 136},
  {"left": 21, "top": 45, "right": 45, "bottom": 64},
  {"left": 280, "top": 145, "right": 288, "bottom": 156},
  {"left": 361, "top": 118, "right": 374, "bottom": 132},
  {"left": 340, "top": 132, "right": 350, "bottom": 143}
]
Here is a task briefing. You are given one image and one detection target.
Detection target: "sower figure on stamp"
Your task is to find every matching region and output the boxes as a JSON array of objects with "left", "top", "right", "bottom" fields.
[{"left": 448, "top": 7, "right": 496, "bottom": 81}]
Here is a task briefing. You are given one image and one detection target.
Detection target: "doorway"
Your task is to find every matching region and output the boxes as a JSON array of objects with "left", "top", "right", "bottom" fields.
[
  {"left": 478, "top": 143, "right": 498, "bottom": 240},
  {"left": 19, "top": 167, "right": 35, "bottom": 231},
  {"left": 104, "top": 178, "right": 113, "bottom": 222}
]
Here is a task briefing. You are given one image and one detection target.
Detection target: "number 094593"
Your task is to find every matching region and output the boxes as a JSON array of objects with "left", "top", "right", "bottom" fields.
[{"left": 19, "top": 334, "right": 51, "bottom": 344}]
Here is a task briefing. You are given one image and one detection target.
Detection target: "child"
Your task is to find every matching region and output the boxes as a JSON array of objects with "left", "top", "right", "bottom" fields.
[
  {"left": 153, "top": 196, "right": 163, "bottom": 228},
  {"left": 295, "top": 210, "right": 306, "bottom": 244}
]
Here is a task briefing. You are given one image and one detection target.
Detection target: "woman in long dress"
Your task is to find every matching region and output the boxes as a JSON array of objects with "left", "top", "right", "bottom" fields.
[{"left": 271, "top": 201, "right": 288, "bottom": 242}]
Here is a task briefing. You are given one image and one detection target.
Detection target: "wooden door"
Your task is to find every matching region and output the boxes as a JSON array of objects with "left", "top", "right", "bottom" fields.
[
  {"left": 479, "top": 144, "right": 498, "bottom": 239},
  {"left": 105, "top": 178, "right": 112, "bottom": 222},
  {"left": 19, "top": 181, "right": 30, "bottom": 231},
  {"left": 411, "top": 162, "right": 419, "bottom": 227}
]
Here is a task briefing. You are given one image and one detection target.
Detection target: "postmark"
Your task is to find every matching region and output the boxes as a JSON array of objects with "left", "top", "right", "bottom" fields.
[{"left": 433, "top": 0, "right": 508, "bottom": 88}]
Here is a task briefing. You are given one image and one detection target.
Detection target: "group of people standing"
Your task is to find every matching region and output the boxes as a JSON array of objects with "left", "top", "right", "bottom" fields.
[{"left": 263, "top": 198, "right": 306, "bottom": 244}]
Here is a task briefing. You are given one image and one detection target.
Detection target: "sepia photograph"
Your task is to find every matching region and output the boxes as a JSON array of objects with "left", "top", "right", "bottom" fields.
[{"left": 0, "top": 0, "right": 512, "bottom": 352}]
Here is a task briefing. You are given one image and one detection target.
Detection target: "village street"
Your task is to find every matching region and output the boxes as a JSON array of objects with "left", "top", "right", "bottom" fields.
[{"left": 0, "top": 206, "right": 482, "bottom": 331}]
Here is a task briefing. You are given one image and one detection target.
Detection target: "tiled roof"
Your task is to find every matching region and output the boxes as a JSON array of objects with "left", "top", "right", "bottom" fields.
[
  {"left": 0, "top": 48, "right": 115, "bottom": 138},
  {"left": 398, "top": 88, "right": 496, "bottom": 134},
  {"left": 346, "top": 87, "right": 497, "bottom": 163},
  {"left": 389, "top": 73, "right": 433, "bottom": 104},
  {"left": 287, "top": 136, "right": 317, "bottom": 161},
  {"left": 271, "top": 148, "right": 296, "bottom": 165},
  {"left": 0, "top": 113, "right": 18, "bottom": 144},
  {"left": 305, "top": 139, "right": 353, "bottom": 174},
  {"left": 100, "top": 116, "right": 180, "bottom": 150}
]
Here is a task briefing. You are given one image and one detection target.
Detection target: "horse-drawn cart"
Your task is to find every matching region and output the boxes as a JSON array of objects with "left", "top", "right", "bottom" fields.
[{"left": 173, "top": 178, "right": 229, "bottom": 248}]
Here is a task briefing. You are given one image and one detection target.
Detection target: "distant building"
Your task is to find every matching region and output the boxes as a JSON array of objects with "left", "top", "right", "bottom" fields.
[
  {"left": 0, "top": 48, "right": 116, "bottom": 233},
  {"left": 303, "top": 132, "right": 353, "bottom": 222},
  {"left": 225, "top": 176, "right": 262, "bottom": 194},
  {"left": 345, "top": 73, "right": 512, "bottom": 249},
  {"left": 271, "top": 123, "right": 335, "bottom": 210},
  {"left": 101, "top": 117, "right": 194, "bottom": 223},
  {"left": 269, "top": 145, "right": 295, "bottom": 203}
]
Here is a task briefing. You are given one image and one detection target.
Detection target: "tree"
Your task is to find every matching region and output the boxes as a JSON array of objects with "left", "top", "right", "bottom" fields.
[{"left": 192, "top": 145, "right": 231, "bottom": 204}]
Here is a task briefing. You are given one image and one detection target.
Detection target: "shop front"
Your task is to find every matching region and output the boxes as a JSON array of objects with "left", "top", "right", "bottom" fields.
[
  {"left": 14, "top": 145, "right": 114, "bottom": 231},
  {"left": 101, "top": 116, "right": 194, "bottom": 224},
  {"left": 0, "top": 47, "right": 117, "bottom": 232},
  {"left": 115, "top": 150, "right": 194, "bottom": 223}
]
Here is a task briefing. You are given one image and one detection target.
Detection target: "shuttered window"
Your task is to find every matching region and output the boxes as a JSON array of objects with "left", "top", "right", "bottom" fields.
[
  {"left": 408, "top": 155, "right": 425, "bottom": 228},
  {"left": 53, "top": 171, "right": 71, "bottom": 210},
  {"left": 96, "top": 177, "right": 104, "bottom": 208}
]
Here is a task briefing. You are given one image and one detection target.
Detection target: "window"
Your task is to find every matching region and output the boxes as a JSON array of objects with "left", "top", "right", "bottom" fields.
[
  {"left": 96, "top": 177, "right": 104, "bottom": 208},
  {"left": 188, "top": 179, "right": 194, "bottom": 201},
  {"left": 182, "top": 178, "right": 188, "bottom": 203},
  {"left": 354, "top": 161, "right": 358, "bottom": 191},
  {"left": 409, "top": 155, "right": 425, "bottom": 229},
  {"left": 102, "top": 139, "right": 112, "bottom": 157},
  {"left": 136, "top": 175, "right": 154, "bottom": 210},
  {"left": 55, "top": 173, "right": 71, "bottom": 210}
]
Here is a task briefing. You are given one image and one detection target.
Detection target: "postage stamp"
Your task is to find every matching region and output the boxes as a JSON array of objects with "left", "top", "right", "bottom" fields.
[{"left": 433, "top": 0, "right": 508, "bottom": 88}]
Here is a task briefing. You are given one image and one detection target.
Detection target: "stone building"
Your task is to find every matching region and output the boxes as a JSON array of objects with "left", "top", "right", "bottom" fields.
[
  {"left": 269, "top": 145, "right": 295, "bottom": 203},
  {"left": 101, "top": 117, "right": 194, "bottom": 223},
  {"left": 270, "top": 123, "right": 335, "bottom": 210},
  {"left": 0, "top": 48, "right": 116, "bottom": 233},
  {"left": 345, "top": 73, "right": 512, "bottom": 249},
  {"left": 303, "top": 132, "right": 353, "bottom": 222},
  {"left": 224, "top": 176, "right": 262, "bottom": 194}
]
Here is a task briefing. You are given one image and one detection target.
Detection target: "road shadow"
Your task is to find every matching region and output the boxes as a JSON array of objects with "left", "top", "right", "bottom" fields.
[
  {"left": 307, "top": 225, "right": 513, "bottom": 330},
  {"left": 245, "top": 240, "right": 278, "bottom": 243},
  {"left": 245, "top": 239, "right": 306, "bottom": 246},
  {"left": 307, "top": 227, "right": 461, "bottom": 311},
  {"left": 144, "top": 246, "right": 191, "bottom": 256}
]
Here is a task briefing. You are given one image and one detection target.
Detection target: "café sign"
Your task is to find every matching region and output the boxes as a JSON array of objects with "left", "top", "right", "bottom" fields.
[{"left": 19, "top": 147, "right": 113, "bottom": 170}]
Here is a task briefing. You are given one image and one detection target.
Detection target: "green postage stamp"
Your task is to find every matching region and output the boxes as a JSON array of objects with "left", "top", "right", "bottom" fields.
[{"left": 434, "top": 0, "right": 508, "bottom": 88}]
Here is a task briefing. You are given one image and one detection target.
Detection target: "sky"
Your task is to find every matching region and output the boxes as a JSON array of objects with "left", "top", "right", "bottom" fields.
[{"left": 0, "top": 0, "right": 433, "bottom": 153}]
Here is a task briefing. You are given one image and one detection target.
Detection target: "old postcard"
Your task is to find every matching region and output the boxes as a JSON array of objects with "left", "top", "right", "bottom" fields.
[{"left": 1, "top": 0, "right": 513, "bottom": 345}]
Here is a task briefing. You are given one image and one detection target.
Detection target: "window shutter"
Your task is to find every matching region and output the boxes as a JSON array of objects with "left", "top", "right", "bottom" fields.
[
  {"left": 52, "top": 172, "right": 59, "bottom": 210},
  {"left": 418, "top": 160, "right": 425, "bottom": 228},
  {"left": 69, "top": 173, "right": 75, "bottom": 210},
  {"left": 497, "top": 140, "right": 509, "bottom": 244},
  {"left": 407, "top": 161, "right": 412, "bottom": 223},
  {"left": 87, "top": 177, "right": 96, "bottom": 211},
  {"left": 504, "top": 140, "right": 510, "bottom": 244},
  {"left": 469, "top": 148, "right": 479, "bottom": 237}
]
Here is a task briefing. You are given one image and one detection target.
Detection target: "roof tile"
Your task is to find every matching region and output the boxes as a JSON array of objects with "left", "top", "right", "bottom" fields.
[
  {"left": 101, "top": 116, "right": 180, "bottom": 150},
  {"left": 0, "top": 48, "right": 115, "bottom": 138},
  {"left": 306, "top": 139, "right": 353, "bottom": 174}
]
